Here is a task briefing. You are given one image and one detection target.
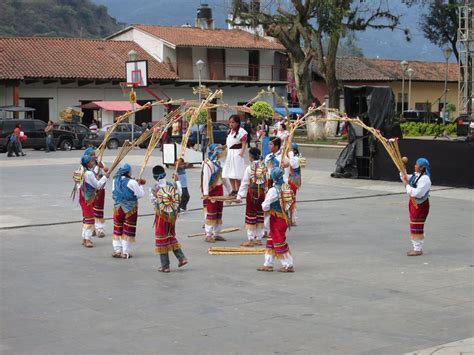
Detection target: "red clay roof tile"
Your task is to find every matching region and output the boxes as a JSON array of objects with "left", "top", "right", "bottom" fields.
[{"left": 0, "top": 37, "right": 178, "bottom": 81}]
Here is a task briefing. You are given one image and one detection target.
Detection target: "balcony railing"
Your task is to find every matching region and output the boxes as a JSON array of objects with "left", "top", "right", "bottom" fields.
[{"left": 173, "top": 63, "right": 288, "bottom": 82}]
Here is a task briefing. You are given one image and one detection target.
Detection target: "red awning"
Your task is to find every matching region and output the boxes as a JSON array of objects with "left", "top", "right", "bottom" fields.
[{"left": 80, "top": 101, "right": 141, "bottom": 111}]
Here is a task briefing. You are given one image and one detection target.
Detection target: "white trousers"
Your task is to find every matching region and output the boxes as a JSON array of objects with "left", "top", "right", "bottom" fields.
[
  {"left": 247, "top": 228, "right": 264, "bottom": 240},
  {"left": 412, "top": 239, "right": 424, "bottom": 252},
  {"left": 95, "top": 219, "right": 105, "bottom": 233},
  {"left": 112, "top": 239, "right": 131, "bottom": 254},
  {"left": 82, "top": 226, "right": 93, "bottom": 240},
  {"left": 205, "top": 223, "right": 222, "bottom": 237},
  {"left": 263, "top": 253, "right": 293, "bottom": 268},
  {"left": 264, "top": 214, "right": 270, "bottom": 234}
]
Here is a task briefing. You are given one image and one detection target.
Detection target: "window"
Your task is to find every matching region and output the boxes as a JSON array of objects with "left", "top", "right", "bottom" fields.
[
  {"left": 396, "top": 93, "right": 408, "bottom": 112},
  {"left": 415, "top": 102, "right": 431, "bottom": 111},
  {"left": 33, "top": 120, "right": 46, "bottom": 131},
  {"left": 23, "top": 98, "right": 51, "bottom": 122}
]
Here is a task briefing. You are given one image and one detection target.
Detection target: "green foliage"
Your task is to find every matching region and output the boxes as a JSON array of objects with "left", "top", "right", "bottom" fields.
[
  {"left": 0, "top": 0, "right": 122, "bottom": 38},
  {"left": 401, "top": 122, "right": 456, "bottom": 137},
  {"left": 251, "top": 101, "right": 273, "bottom": 121},
  {"left": 184, "top": 109, "right": 208, "bottom": 125}
]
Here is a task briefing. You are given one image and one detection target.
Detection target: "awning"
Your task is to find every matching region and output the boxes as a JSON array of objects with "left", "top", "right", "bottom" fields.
[
  {"left": 0, "top": 105, "right": 36, "bottom": 112},
  {"left": 80, "top": 101, "right": 141, "bottom": 111},
  {"left": 274, "top": 107, "right": 304, "bottom": 116}
]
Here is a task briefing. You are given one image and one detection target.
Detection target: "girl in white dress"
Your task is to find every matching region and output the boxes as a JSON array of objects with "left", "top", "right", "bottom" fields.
[{"left": 222, "top": 115, "right": 248, "bottom": 195}]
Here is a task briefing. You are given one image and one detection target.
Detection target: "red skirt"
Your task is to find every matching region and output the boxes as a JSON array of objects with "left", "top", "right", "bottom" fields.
[
  {"left": 113, "top": 206, "right": 138, "bottom": 241},
  {"left": 79, "top": 192, "right": 94, "bottom": 225},
  {"left": 204, "top": 185, "right": 223, "bottom": 225},
  {"left": 154, "top": 213, "right": 181, "bottom": 254},
  {"left": 245, "top": 189, "right": 265, "bottom": 229},
  {"left": 409, "top": 198, "right": 430, "bottom": 240},
  {"left": 266, "top": 213, "right": 290, "bottom": 257},
  {"left": 93, "top": 188, "right": 105, "bottom": 220}
]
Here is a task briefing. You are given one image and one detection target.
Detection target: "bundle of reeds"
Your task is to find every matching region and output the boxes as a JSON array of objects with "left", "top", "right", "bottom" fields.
[
  {"left": 187, "top": 227, "right": 240, "bottom": 238},
  {"left": 208, "top": 247, "right": 265, "bottom": 255},
  {"left": 107, "top": 140, "right": 134, "bottom": 174},
  {"left": 174, "top": 90, "right": 223, "bottom": 173},
  {"left": 138, "top": 109, "right": 183, "bottom": 179}
]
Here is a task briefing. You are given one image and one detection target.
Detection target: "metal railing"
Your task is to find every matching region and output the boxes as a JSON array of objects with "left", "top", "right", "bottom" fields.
[{"left": 173, "top": 62, "right": 288, "bottom": 82}]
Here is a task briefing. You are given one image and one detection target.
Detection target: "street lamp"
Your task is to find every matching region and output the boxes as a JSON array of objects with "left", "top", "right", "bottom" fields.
[
  {"left": 442, "top": 47, "right": 453, "bottom": 122},
  {"left": 406, "top": 67, "right": 414, "bottom": 110},
  {"left": 195, "top": 59, "right": 205, "bottom": 148},
  {"left": 400, "top": 60, "right": 408, "bottom": 114},
  {"left": 128, "top": 50, "right": 138, "bottom": 141}
]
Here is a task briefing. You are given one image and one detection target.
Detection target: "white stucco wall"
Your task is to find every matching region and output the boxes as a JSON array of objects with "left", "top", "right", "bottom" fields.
[
  {"left": 225, "top": 49, "right": 249, "bottom": 78},
  {"left": 111, "top": 29, "right": 165, "bottom": 62},
  {"left": 163, "top": 44, "right": 177, "bottom": 67},
  {"left": 2, "top": 81, "right": 277, "bottom": 124}
]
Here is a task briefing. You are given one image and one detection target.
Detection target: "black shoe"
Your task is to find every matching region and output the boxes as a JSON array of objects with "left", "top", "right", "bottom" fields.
[{"left": 21, "top": 153, "right": 26, "bottom": 156}]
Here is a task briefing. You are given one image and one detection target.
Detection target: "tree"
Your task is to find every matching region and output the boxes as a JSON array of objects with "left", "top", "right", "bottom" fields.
[
  {"left": 231, "top": 0, "right": 401, "bottom": 110},
  {"left": 419, "top": 0, "right": 460, "bottom": 62}
]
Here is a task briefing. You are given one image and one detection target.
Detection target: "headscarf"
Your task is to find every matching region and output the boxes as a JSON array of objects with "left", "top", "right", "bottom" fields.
[
  {"left": 81, "top": 154, "right": 93, "bottom": 168},
  {"left": 291, "top": 143, "right": 300, "bottom": 156},
  {"left": 114, "top": 163, "right": 131, "bottom": 185},
  {"left": 152, "top": 165, "right": 166, "bottom": 181},
  {"left": 270, "top": 167, "right": 284, "bottom": 187},
  {"left": 83, "top": 147, "right": 96, "bottom": 157},
  {"left": 409, "top": 157, "right": 431, "bottom": 187},
  {"left": 416, "top": 158, "right": 430, "bottom": 178},
  {"left": 208, "top": 143, "right": 221, "bottom": 161}
]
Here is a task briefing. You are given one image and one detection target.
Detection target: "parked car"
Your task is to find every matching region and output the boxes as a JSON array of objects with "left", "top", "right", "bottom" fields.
[
  {"left": 0, "top": 119, "right": 79, "bottom": 152},
  {"left": 401, "top": 110, "right": 442, "bottom": 124},
  {"left": 187, "top": 122, "right": 230, "bottom": 146},
  {"left": 54, "top": 122, "right": 90, "bottom": 149},
  {"left": 83, "top": 123, "right": 145, "bottom": 149},
  {"left": 456, "top": 113, "right": 472, "bottom": 136}
]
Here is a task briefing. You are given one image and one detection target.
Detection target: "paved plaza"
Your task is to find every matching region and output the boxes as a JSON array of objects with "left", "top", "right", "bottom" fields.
[{"left": 0, "top": 149, "right": 473, "bottom": 354}]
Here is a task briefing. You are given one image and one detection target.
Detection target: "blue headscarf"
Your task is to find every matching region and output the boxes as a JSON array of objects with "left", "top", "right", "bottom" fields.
[
  {"left": 208, "top": 143, "right": 221, "bottom": 161},
  {"left": 270, "top": 167, "right": 284, "bottom": 187},
  {"left": 416, "top": 158, "right": 430, "bottom": 178},
  {"left": 83, "top": 147, "right": 96, "bottom": 157},
  {"left": 81, "top": 154, "right": 93, "bottom": 168},
  {"left": 291, "top": 143, "right": 298, "bottom": 150},
  {"left": 115, "top": 163, "right": 131, "bottom": 179},
  {"left": 113, "top": 163, "right": 137, "bottom": 210},
  {"left": 153, "top": 170, "right": 166, "bottom": 181}
]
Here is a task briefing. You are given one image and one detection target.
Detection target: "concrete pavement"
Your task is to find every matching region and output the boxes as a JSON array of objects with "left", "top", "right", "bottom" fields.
[{"left": 0, "top": 149, "right": 472, "bottom": 354}]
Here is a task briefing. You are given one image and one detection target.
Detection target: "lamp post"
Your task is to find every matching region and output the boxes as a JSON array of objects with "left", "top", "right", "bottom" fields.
[
  {"left": 406, "top": 67, "right": 414, "bottom": 110},
  {"left": 400, "top": 60, "right": 408, "bottom": 114},
  {"left": 195, "top": 60, "right": 205, "bottom": 149},
  {"left": 128, "top": 50, "right": 138, "bottom": 142},
  {"left": 442, "top": 47, "right": 453, "bottom": 122}
]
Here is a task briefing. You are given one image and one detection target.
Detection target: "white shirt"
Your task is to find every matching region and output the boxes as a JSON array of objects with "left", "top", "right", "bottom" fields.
[
  {"left": 226, "top": 127, "right": 247, "bottom": 148},
  {"left": 261, "top": 187, "right": 278, "bottom": 212},
  {"left": 264, "top": 150, "right": 297, "bottom": 183},
  {"left": 150, "top": 179, "right": 182, "bottom": 205},
  {"left": 403, "top": 173, "right": 431, "bottom": 199},
  {"left": 237, "top": 165, "right": 252, "bottom": 200},
  {"left": 84, "top": 170, "right": 107, "bottom": 189},
  {"left": 112, "top": 177, "right": 145, "bottom": 199},
  {"left": 201, "top": 160, "right": 231, "bottom": 196}
]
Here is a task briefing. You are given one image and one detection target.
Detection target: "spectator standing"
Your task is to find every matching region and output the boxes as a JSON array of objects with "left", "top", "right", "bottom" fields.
[
  {"left": 44, "top": 120, "right": 55, "bottom": 152},
  {"left": 243, "top": 118, "right": 253, "bottom": 148},
  {"left": 89, "top": 120, "right": 98, "bottom": 134}
]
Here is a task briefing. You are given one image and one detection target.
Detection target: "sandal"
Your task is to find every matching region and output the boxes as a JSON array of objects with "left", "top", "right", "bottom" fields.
[
  {"left": 205, "top": 236, "right": 216, "bottom": 243},
  {"left": 158, "top": 267, "right": 170, "bottom": 273},
  {"left": 214, "top": 235, "right": 227, "bottom": 241},
  {"left": 279, "top": 266, "right": 295, "bottom": 273},
  {"left": 257, "top": 266, "right": 273, "bottom": 272},
  {"left": 121, "top": 253, "right": 132, "bottom": 259},
  {"left": 84, "top": 240, "right": 93, "bottom": 248},
  {"left": 112, "top": 251, "right": 122, "bottom": 258},
  {"left": 178, "top": 259, "right": 188, "bottom": 268},
  {"left": 240, "top": 240, "right": 255, "bottom": 247},
  {"left": 97, "top": 231, "right": 105, "bottom": 238},
  {"left": 254, "top": 240, "right": 263, "bottom": 246}
]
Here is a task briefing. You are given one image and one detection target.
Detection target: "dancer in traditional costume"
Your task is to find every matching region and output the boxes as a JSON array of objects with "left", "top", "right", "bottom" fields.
[
  {"left": 150, "top": 165, "right": 188, "bottom": 273},
  {"left": 83, "top": 147, "right": 109, "bottom": 238},
  {"left": 222, "top": 115, "right": 248, "bottom": 195},
  {"left": 79, "top": 155, "right": 109, "bottom": 248},
  {"left": 401, "top": 158, "right": 431, "bottom": 256},
  {"left": 258, "top": 167, "right": 294, "bottom": 273},
  {"left": 288, "top": 143, "right": 306, "bottom": 226},
  {"left": 236, "top": 147, "right": 267, "bottom": 246},
  {"left": 202, "top": 143, "right": 230, "bottom": 243},
  {"left": 111, "top": 163, "right": 145, "bottom": 259}
]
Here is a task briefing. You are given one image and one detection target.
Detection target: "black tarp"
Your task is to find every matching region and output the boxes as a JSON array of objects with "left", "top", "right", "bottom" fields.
[{"left": 332, "top": 86, "right": 401, "bottom": 178}]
